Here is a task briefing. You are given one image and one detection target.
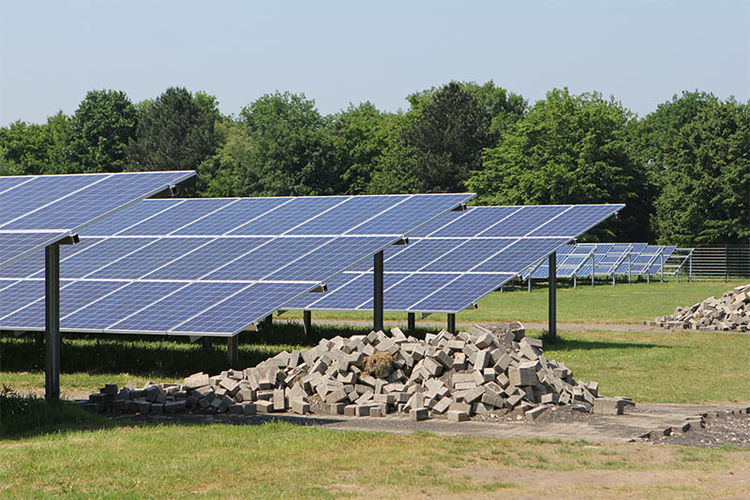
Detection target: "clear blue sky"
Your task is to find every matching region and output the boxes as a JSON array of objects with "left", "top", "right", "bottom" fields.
[{"left": 1, "top": 0, "right": 748, "bottom": 125}]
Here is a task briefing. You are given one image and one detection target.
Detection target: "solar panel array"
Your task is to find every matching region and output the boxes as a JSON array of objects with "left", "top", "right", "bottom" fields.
[
  {"left": 287, "top": 204, "right": 624, "bottom": 314},
  {"left": 525, "top": 243, "right": 678, "bottom": 279},
  {"left": 0, "top": 171, "right": 194, "bottom": 269},
  {"left": 0, "top": 194, "right": 473, "bottom": 336}
]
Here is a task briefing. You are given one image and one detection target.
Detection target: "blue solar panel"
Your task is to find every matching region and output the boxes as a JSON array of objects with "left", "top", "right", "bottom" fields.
[
  {"left": 172, "top": 282, "right": 314, "bottom": 335},
  {"left": 229, "top": 196, "right": 346, "bottom": 235},
  {"left": 480, "top": 206, "right": 569, "bottom": 237},
  {"left": 62, "top": 281, "right": 186, "bottom": 331},
  {"left": 428, "top": 206, "right": 519, "bottom": 237},
  {"left": 1, "top": 280, "right": 128, "bottom": 329},
  {"left": 420, "top": 239, "right": 517, "bottom": 272},
  {"left": 59, "top": 238, "right": 156, "bottom": 278},
  {"left": 0, "top": 171, "right": 194, "bottom": 271},
  {"left": 349, "top": 194, "right": 471, "bottom": 235},
  {"left": 473, "top": 238, "right": 570, "bottom": 273},
  {"left": 288, "top": 195, "right": 408, "bottom": 235},
  {"left": 375, "top": 273, "right": 455, "bottom": 310},
  {"left": 0, "top": 238, "right": 104, "bottom": 279},
  {"left": 119, "top": 198, "right": 233, "bottom": 235},
  {"left": 266, "top": 236, "right": 395, "bottom": 281},
  {"left": 296, "top": 204, "right": 623, "bottom": 313},
  {"left": 409, "top": 273, "right": 515, "bottom": 312},
  {"left": 86, "top": 238, "right": 208, "bottom": 279},
  {"left": 383, "top": 239, "right": 464, "bottom": 272},
  {"left": 82, "top": 199, "right": 182, "bottom": 236},
  {"left": 0, "top": 232, "right": 67, "bottom": 268},
  {"left": 0, "top": 280, "right": 45, "bottom": 317},
  {"left": 109, "top": 282, "right": 251, "bottom": 333},
  {"left": 204, "top": 237, "right": 329, "bottom": 281},
  {"left": 4, "top": 173, "right": 191, "bottom": 230},
  {"left": 143, "top": 237, "right": 270, "bottom": 280},
  {"left": 0, "top": 192, "right": 475, "bottom": 335},
  {"left": 0, "top": 174, "right": 105, "bottom": 226},
  {"left": 174, "top": 198, "right": 292, "bottom": 235}
]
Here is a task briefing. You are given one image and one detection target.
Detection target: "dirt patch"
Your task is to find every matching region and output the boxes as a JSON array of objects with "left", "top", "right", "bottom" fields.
[
  {"left": 651, "top": 411, "right": 750, "bottom": 448},
  {"left": 459, "top": 465, "right": 750, "bottom": 498}
]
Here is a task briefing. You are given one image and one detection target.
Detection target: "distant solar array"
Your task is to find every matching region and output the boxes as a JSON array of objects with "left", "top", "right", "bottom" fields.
[
  {"left": 0, "top": 194, "right": 472, "bottom": 336},
  {"left": 524, "top": 243, "right": 681, "bottom": 280},
  {"left": 287, "top": 204, "right": 624, "bottom": 314},
  {"left": 0, "top": 171, "right": 194, "bottom": 269}
]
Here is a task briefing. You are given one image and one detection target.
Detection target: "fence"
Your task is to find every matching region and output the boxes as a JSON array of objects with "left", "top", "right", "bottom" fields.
[{"left": 688, "top": 244, "right": 750, "bottom": 280}]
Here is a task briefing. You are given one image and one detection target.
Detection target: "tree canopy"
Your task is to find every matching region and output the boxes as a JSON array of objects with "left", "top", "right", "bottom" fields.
[
  {"left": 468, "top": 88, "right": 654, "bottom": 241},
  {"left": 1, "top": 82, "right": 748, "bottom": 246},
  {"left": 126, "top": 87, "right": 218, "bottom": 173}
]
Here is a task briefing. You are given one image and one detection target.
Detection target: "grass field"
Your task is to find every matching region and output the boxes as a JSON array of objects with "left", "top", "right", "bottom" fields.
[
  {"left": 2, "top": 420, "right": 749, "bottom": 498},
  {"left": 2, "top": 280, "right": 750, "bottom": 497},
  {"left": 284, "top": 280, "right": 748, "bottom": 325}
]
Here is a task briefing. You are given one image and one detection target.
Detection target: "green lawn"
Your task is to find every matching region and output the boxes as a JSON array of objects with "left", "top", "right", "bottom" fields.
[
  {"left": 3, "top": 280, "right": 750, "bottom": 497},
  {"left": 2, "top": 420, "right": 749, "bottom": 498},
  {"left": 2, "top": 321, "right": 749, "bottom": 404},
  {"left": 284, "top": 280, "right": 748, "bottom": 325}
]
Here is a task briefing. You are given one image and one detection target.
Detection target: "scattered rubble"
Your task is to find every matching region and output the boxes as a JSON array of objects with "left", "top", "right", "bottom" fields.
[
  {"left": 648, "top": 283, "right": 750, "bottom": 332},
  {"left": 83, "top": 322, "right": 632, "bottom": 422}
]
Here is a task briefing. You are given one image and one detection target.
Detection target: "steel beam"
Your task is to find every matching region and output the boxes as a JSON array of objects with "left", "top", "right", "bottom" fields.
[
  {"left": 303, "top": 310, "right": 312, "bottom": 337},
  {"left": 227, "top": 336, "right": 238, "bottom": 367},
  {"left": 407, "top": 312, "right": 416, "bottom": 331},
  {"left": 373, "top": 250, "right": 384, "bottom": 332},
  {"left": 45, "top": 244, "right": 60, "bottom": 402},
  {"left": 548, "top": 252, "right": 557, "bottom": 339},
  {"left": 447, "top": 313, "right": 456, "bottom": 334}
]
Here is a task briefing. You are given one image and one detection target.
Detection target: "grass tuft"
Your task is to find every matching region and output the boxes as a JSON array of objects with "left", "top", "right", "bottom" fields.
[{"left": 0, "top": 386, "right": 104, "bottom": 437}]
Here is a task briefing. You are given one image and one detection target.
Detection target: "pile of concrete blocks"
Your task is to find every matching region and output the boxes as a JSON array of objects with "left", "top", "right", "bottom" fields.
[
  {"left": 648, "top": 283, "right": 750, "bottom": 332},
  {"left": 85, "top": 322, "right": 617, "bottom": 422}
]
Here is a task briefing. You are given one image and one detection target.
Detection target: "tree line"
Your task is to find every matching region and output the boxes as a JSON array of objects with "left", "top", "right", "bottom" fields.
[{"left": 1, "top": 83, "right": 748, "bottom": 246}]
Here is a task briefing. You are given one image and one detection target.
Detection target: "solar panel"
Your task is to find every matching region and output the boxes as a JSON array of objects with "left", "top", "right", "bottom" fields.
[
  {"left": 528, "top": 242, "right": 678, "bottom": 279},
  {"left": 0, "top": 171, "right": 194, "bottom": 269},
  {"left": 291, "top": 204, "right": 623, "bottom": 313},
  {"left": 0, "top": 193, "right": 473, "bottom": 336}
]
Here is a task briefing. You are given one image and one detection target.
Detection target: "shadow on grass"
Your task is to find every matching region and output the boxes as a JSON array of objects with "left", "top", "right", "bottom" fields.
[
  {"left": 0, "top": 390, "right": 345, "bottom": 440},
  {"left": 0, "top": 323, "right": 435, "bottom": 379},
  {"left": 535, "top": 334, "right": 671, "bottom": 352}
]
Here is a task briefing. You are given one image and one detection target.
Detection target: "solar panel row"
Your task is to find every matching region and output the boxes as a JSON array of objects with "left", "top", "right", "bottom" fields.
[
  {"left": 525, "top": 243, "right": 678, "bottom": 280},
  {"left": 288, "top": 204, "right": 624, "bottom": 313},
  {"left": 0, "top": 193, "right": 474, "bottom": 336},
  {"left": 0, "top": 171, "right": 195, "bottom": 269}
]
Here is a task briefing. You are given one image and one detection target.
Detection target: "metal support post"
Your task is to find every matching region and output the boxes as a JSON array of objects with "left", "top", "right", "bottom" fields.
[
  {"left": 45, "top": 244, "right": 61, "bottom": 402},
  {"left": 407, "top": 312, "right": 416, "bottom": 331},
  {"left": 660, "top": 249, "right": 665, "bottom": 283},
  {"left": 201, "top": 336, "right": 211, "bottom": 349},
  {"left": 447, "top": 313, "right": 456, "bottom": 334},
  {"left": 227, "top": 336, "right": 238, "bottom": 367},
  {"left": 263, "top": 314, "right": 273, "bottom": 328},
  {"left": 373, "top": 250, "right": 384, "bottom": 332},
  {"left": 528, "top": 277, "right": 532, "bottom": 292},
  {"left": 303, "top": 310, "right": 312, "bottom": 337},
  {"left": 548, "top": 252, "right": 557, "bottom": 339},
  {"left": 573, "top": 275, "right": 577, "bottom": 289},
  {"left": 591, "top": 251, "right": 595, "bottom": 287},
  {"left": 689, "top": 253, "right": 693, "bottom": 282}
]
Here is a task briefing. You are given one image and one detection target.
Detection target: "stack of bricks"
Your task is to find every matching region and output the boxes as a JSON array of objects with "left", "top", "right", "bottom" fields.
[
  {"left": 85, "top": 322, "right": 616, "bottom": 422},
  {"left": 649, "top": 283, "right": 750, "bottom": 332}
]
